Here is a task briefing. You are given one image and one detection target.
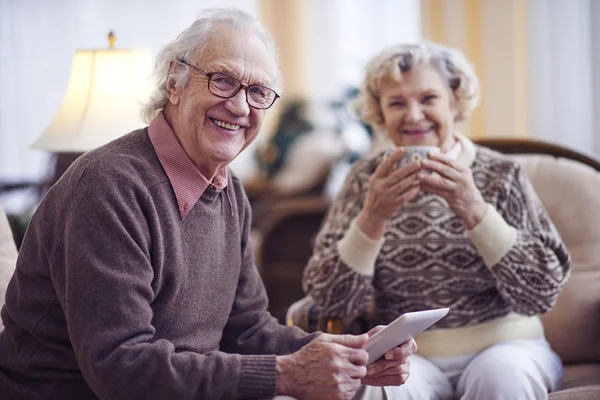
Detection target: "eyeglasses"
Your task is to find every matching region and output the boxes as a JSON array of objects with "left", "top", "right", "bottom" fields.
[{"left": 176, "top": 58, "right": 280, "bottom": 110}]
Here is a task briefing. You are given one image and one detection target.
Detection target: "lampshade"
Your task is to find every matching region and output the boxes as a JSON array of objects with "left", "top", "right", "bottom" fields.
[{"left": 32, "top": 47, "right": 152, "bottom": 152}]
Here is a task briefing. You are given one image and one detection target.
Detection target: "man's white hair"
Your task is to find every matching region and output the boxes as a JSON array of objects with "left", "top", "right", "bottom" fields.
[
  {"left": 140, "top": 8, "right": 280, "bottom": 124},
  {"left": 351, "top": 42, "right": 479, "bottom": 134}
]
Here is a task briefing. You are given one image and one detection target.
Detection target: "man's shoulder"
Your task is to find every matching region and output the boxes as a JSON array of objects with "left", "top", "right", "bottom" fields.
[
  {"left": 80, "top": 128, "right": 154, "bottom": 168},
  {"left": 224, "top": 169, "right": 251, "bottom": 214},
  {"left": 42, "top": 128, "right": 168, "bottom": 213},
  {"left": 66, "top": 129, "right": 165, "bottom": 188}
]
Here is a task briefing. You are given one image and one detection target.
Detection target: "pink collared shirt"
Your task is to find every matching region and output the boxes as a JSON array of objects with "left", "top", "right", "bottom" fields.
[{"left": 148, "top": 113, "right": 228, "bottom": 220}]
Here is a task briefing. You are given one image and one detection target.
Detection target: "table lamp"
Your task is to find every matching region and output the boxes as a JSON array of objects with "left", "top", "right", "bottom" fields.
[
  {"left": 29, "top": 32, "right": 152, "bottom": 189},
  {"left": 32, "top": 32, "right": 152, "bottom": 152}
]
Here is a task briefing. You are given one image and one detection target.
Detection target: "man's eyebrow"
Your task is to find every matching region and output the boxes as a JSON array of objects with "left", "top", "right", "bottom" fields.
[{"left": 210, "top": 63, "right": 271, "bottom": 86}]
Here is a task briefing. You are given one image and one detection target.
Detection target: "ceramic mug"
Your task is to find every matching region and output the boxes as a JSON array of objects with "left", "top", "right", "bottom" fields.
[{"left": 396, "top": 146, "right": 440, "bottom": 169}]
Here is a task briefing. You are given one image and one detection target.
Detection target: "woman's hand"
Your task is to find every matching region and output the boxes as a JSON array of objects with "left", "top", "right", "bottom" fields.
[
  {"left": 357, "top": 148, "right": 421, "bottom": 240},
  {"left": 420, "top": 152, "right": 488, "bottom": 229}
]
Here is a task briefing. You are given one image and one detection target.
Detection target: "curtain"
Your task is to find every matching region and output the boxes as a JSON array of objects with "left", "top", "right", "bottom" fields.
[
  {"left": 526, "top": 0, "right": 598, "bottom": 156},
  {"left": 306, "top": 0, "right": 422, "bottom": 109}
]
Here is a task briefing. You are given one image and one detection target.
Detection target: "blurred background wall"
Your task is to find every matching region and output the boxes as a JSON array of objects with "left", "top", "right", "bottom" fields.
[
  {"left": 422, "top": 0, "right": 600, "bottom": 155},
  {"left": 1, "top": 0, "right": 599, "bottom": 213}
]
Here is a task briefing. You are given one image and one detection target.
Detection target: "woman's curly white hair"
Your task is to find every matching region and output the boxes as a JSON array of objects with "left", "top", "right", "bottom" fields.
[
  {"left": 351, "top": 42, "right": 479, "bottom": 134},
  {"left": 140, "top": 8, "right": 280, "bottom": 124}
]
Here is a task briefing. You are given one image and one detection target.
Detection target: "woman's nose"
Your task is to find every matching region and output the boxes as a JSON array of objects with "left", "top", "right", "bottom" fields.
[{"left": 406, "top": 103, "right": 424, "bottom": 122}]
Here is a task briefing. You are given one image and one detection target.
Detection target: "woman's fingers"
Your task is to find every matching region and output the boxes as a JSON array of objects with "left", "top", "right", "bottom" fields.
[
  {"left": 421, "top": 158, "right": 460, "bottom": 181},
  {"left": 389, "top": 171, "right": 421, "bottom": 195},
  {"left": 375, "top": 148, "right": 406, "bottom": 177},
  {"left": 428, "top": 152, "right": 467, "bottom": 172},
  {"left": 394, "top": 186, "right": 420, "bottom": 204},
  {"left": 388, "top": 161, "right": 422, "bottom": 182},
  {"left": 419, "top": 173, "right": 457, "bottom": 193}
]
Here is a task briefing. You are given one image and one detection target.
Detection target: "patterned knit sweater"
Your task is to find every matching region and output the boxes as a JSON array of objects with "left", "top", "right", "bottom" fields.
[{"left": 303, "top": 134, "right": 571, "bottom": 357}]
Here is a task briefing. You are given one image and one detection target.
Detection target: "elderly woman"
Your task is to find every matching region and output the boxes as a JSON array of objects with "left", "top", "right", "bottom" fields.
[
  {"left": 0, "top": 9, "right": 415, "bottom": 400},
  {"left": 303, "top": 42, "right": 570, "bottom": 400}
]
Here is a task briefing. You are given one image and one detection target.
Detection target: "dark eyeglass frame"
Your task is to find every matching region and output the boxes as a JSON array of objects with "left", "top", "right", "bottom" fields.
[{"left": 176, "top": 58, "right": 280, "bottom": 110}]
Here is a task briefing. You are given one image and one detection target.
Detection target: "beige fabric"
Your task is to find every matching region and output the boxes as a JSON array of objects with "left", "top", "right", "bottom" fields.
[
  {"left": 561, "top": 365, "right": 600, "bottom": 390},
  {"left": 272, "top": 385, "right": 391, "bottom": 400},
  {"left": 354, "top": 385, "right": 391, "bottom": 400},
  {"left": 512, "top": 155, "right": 600, "bottom": 364},
  {"left": 466, "top": 204, "right": 517, "bottom": 267},
  {"left": 549, "top": 385, "right": 600, "bottom": 400},
  {"left": 0, "top": 204, "right": 18, "bottom": 330},
  {"left": 338, "top": 218, "right": 385, "bottom": 275},
  {"left": 455, "top": 132, "right": 477, "bottom": 167},
  {"left": 415, "top": 313, "right": 544, "bottom": 358}
]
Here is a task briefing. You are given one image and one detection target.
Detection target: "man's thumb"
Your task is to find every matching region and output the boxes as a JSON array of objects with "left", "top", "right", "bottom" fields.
[{"left": 329, "top": 333, "right": 369, "bottom": 348}]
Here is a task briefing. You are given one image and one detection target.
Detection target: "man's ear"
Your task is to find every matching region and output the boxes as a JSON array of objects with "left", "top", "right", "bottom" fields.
[{"left": 166, "top": 61, "right": 181, "bottom": 105}]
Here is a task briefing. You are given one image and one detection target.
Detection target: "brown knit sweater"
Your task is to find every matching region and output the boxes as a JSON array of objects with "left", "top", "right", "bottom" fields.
[
  {"left": 0, "top": 129, "right": 315, "bottom": 400},
  {"left": 303, "top": 135, "right": 570, "bottom": 356}
]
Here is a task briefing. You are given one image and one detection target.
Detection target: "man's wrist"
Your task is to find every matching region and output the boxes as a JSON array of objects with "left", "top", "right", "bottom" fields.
[{"left": 275, "top": 355, "right": 295, "bottom": 397}]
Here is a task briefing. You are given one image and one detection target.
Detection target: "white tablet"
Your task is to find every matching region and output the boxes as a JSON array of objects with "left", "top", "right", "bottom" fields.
[{"left": 365, "top": 308, "right": 449, "bottom": 365}]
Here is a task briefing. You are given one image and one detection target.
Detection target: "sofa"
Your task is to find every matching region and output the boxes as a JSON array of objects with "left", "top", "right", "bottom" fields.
[
  {"left": 254, "top": 138, "right": 600, "bottom": 399},
  {"left": 0, "top": 204, "right": 18, "bottom": 330}
]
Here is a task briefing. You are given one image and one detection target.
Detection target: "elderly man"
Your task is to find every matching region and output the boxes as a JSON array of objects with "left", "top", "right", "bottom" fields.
[{"left": 0, "top": 8, "right": 413, "bottom": 400}]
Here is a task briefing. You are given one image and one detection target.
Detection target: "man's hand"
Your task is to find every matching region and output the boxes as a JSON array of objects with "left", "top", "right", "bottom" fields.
[
  {"left": 361, "top": 326, "right": 417, "bottom": 386},
  {"left": 276, "top": 333, "right": 369, "bottom": 400}
]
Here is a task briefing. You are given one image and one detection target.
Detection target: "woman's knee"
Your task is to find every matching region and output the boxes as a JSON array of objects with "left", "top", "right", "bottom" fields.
[{"left": 457, "top": 344, "right": 552, "bottom": 400}]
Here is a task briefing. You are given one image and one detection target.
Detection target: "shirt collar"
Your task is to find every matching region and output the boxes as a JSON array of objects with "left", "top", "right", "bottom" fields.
[
  {"left": 444, "top": 139, "right": 463, "bottom": 161},
  {"left": 454, "top": 132, "right": 477, "bottom": 168},
  {"left": 148, "top": 112, "right": 228, "bottom": 220}
]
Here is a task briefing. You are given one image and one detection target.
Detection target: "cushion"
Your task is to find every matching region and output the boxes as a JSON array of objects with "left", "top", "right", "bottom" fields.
[
  {"left": 271, "top": 129, "right": 345, "bottom": 195},
  {"left": 513, "top": 155, "right": 600, "bottom": 363},
  {"left": 561, "top": 364, "right": 600, "bottom": 390},
  {"left": 549, "top": 385, "right": 600, "bottom": 400}
]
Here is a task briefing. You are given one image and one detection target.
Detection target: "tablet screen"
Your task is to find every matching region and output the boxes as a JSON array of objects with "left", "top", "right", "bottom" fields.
[{"left": 365, "top": 308, "right": 449, "bottom": 365}]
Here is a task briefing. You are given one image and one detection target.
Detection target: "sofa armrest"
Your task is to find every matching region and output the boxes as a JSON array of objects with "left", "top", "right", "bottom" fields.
[
  {"left": 286, "top": 296, "right": 343, "bottom": 333},
  {"left": 549, "top": 385, "right": 600, "bottom": 400},
  {"left": 286, "top": 296, "right": 380, "bottom": 334}
]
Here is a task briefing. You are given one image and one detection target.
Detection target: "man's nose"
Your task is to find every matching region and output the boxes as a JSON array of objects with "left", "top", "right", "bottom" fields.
[{"left": 225, "top": 88, "right": 251, "bottom": 117}]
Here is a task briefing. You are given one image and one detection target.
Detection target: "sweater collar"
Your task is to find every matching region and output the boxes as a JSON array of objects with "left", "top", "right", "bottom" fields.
[
  {"left": 148, "top": 113, "right": 228, "bottom": 220},
  {"left": 454, "top": 132, "right": 477, "bottom": 168}
]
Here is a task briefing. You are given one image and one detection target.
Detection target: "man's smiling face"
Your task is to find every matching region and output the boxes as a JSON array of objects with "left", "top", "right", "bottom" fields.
[{"left": 165, "top": 22, "right": 273, "bottom": 178}]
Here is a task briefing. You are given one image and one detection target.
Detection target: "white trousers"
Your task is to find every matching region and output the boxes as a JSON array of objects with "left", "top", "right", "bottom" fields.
[
  {"left": 274, "top": 338, "right": 562, "bottom": 400},
  {"left": 273, "top": 385, "right": 390, "bottom": 400},
  {"left": 389, "top": 338, "right": 562, "bottom": 400}
]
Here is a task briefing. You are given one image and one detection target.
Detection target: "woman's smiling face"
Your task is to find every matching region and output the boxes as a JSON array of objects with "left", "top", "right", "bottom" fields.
[{"left": 379, "top": 64, "right": 457, "bottom": 152}]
